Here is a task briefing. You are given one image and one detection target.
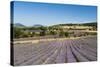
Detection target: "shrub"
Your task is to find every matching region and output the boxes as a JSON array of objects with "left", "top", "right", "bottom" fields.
[{"left": 64, "top": 32, "right": 69, "bottom": 37}]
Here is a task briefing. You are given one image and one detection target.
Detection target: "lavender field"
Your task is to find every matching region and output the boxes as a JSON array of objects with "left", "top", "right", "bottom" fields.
[{"left": 14, "top": 36, "right": 97, "bottom": 66}]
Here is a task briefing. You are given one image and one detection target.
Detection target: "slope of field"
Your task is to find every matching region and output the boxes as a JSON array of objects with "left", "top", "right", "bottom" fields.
[{"left": 13, "top": 36, "right": 97, "bottom": 66}]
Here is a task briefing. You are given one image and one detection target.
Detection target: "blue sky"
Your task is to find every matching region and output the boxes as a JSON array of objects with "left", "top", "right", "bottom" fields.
[{"left": 12, "top": 1, "right": 97, "bottom": 26}]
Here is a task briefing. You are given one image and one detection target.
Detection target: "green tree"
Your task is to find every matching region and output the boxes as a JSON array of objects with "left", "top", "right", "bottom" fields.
[
  {"left": 39, "top": 26, "right": 47, "bottom": 36},
  {"left": 49, "top": 31, "right": 57, "bottom": 35},
  {"left": 64, "top": 32, "right": 69, "bottom": 37},
  {"left": 13, "top": 27, "right": 23, "bottom": 38}
]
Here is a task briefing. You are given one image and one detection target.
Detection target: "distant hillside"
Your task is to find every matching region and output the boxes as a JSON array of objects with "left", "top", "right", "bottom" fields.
[
  {"left": 12, "top": 22, "right": 97, "bottom": 28},
  {"left": 13, "top": 23, "right": 25, "bottom": 27},
  {"left": 52, "top": 22, "right": 97, "bottom": 27},
  {"left": 82, "top": 22, "right": 97, "bottom": 27}
]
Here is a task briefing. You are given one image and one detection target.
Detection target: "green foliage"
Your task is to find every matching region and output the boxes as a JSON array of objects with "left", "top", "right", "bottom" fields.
[
  {"left": 89, "top": 32, "right": 97, "bottom": 35},
  {"left": 40, "top": 31, "right": 46, "bottom": 36},
  {"left": 59, "top": 29, "right": 64, "bottom": 37},
  {"left": 39, "top": 26, "right": 47, "bottom": 36},
  {"left": 52, "top": 22, "right": 97, "bottom": 28},
  {"left": 64, "top": 32, "right": 69, "bottom": 37},
  {"left": 30, "top": 32, "right": 35, "bottom": 37},
  {"left": 21, "top": 32, "right": 29, "bottom": 37},
  {"left": 13, "top": 22, "right": 97, "bottom": 38},
  {"left": 13, "top": 27, "right": 23, "bottom": 38},
  {"left": 49, "top": 31, "right": 57, "bottom": 35}
]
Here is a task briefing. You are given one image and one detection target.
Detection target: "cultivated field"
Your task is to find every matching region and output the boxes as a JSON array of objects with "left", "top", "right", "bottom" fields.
[{"left": 13, "top": 36, "right": 97, "bottom": 66}]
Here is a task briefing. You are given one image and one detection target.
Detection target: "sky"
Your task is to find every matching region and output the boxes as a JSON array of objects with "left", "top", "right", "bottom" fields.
[{"left": 12, "top": 1, "right": 97, "bottom": 26}]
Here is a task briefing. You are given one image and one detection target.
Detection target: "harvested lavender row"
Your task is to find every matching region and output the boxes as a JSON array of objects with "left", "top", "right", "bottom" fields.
[
  {"left": 13, "top": 36, "right": 97, "bottom": 65},
  {"left": 71, "top": 40, "right": 97, "bottom": 61}
]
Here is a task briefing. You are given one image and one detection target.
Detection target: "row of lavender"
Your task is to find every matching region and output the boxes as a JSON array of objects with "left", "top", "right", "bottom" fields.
[{"left": 14, "top": 36, "right": 97, "bottom": 66}]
